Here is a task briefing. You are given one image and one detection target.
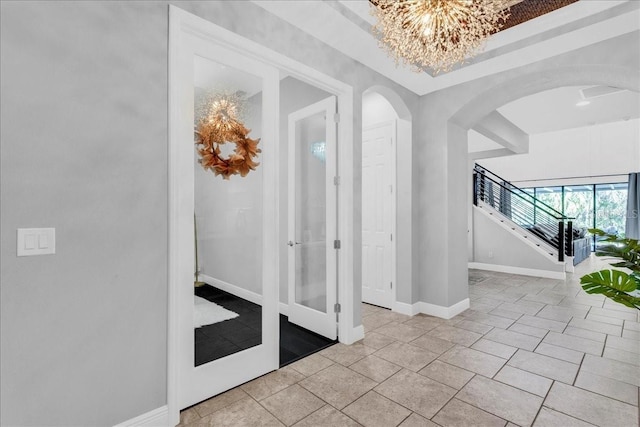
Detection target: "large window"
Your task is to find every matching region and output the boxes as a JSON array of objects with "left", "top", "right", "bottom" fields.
[
  {"left": 521, "top": 182, "right": 629, "bottom": 250},
  {"left": 564, "top": 185, "right": 595, "bottom": 229},
  {"left": 535, "top": 187, "right": 563, "bottom": 222},
  {"left": 595, "top": 183, "right": 629, "bottom": 236}
]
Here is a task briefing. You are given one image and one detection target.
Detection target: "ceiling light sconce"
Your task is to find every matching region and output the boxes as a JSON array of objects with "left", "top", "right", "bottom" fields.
[
  {"left": 369, "top": 0, "right": 512, "bottom": 73},
  {"left": 195, "top": 92, "right": 261, "bottom": 180},
  {"left": 575, "top": 100, "right": 591, "bottom": 107}
]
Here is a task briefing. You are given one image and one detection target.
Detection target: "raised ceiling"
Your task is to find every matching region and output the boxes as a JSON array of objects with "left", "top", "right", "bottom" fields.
[{"left": 254, "top": 0, "right": 640, "bottom": 96}]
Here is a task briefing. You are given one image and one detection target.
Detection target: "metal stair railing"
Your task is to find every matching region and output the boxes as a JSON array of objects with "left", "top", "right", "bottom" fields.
[{"left": 473, "top": 164, "right": 574, "bottom": 262}]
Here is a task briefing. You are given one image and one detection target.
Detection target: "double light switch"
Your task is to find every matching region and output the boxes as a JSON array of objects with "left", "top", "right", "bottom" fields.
[{"left": 17, "top": 228, "right": 55, "bottom": 256}]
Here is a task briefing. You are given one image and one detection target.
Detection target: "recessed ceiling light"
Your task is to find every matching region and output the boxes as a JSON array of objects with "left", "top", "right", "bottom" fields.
[{"left": 576, "top": 100, "right": 590, "bottom": 107}]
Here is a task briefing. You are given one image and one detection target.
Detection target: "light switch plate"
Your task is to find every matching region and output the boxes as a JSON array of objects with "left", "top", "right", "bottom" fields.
[{"left": 17, "top": 228, "right": 55, "bottom": 256}]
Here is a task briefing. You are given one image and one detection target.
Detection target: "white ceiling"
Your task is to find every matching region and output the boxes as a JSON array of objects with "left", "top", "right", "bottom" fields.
[
  {"left": 499, "top": 85, "right": 640, "bottom": 134},
  {"left": 253, "top": 1, "right": 640, "bottom": 136}
]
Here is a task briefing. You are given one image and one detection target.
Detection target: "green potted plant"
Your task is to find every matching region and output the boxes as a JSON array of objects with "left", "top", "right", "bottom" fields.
[{"left": 580, "top": 229, "right": 640, "bottom": 310}]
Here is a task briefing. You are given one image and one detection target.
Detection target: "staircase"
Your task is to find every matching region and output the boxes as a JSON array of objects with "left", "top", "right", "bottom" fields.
[{"left": 472, "top": 165, "right": 575, "bottom": 275}]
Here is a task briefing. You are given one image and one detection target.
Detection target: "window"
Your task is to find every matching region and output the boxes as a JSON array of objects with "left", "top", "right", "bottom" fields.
[
  {"left": 564, "top": 185, "right": 594, "bottom": 229},
  {"left": 535, "top": 186, "right": 563, "bottom": 221},
  {"left": 518, "top": 182, "right": 629, "bottom": 251},
  {"left": 595, "top": 183, "right": 629, "bottom": 236}
]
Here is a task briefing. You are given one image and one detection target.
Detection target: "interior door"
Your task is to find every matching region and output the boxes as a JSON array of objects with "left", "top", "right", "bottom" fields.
[
  {"left": 177, "top": 32, "right": 279, "bottom": 409},
  {"left": 362, "top": 122, "right": 394, "bottom": 308},
  {"left": 287, "top": 97, "right": 338, "bottom": 340}
]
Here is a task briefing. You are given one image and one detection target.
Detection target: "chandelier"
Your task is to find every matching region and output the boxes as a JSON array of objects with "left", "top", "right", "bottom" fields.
[{"left": 370, "top": 0, "right": 512, "bottom": 73}]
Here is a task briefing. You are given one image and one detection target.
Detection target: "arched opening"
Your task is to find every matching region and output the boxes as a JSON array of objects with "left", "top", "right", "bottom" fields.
[
  {"left": 449, "top": 64, "right": 640, "bottom": 295},
  {"left": 361, "top": 86, "right": 412, "bottom": 313}
]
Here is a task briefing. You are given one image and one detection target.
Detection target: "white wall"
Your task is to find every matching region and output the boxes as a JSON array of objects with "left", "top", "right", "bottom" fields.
[
  {"left": 473, "top": 207, "right": 565, "bottom": 274},
  {"left": 478, "top": 119, "right": 640, "bottom": 186},
  {"left": 362, "top": 91, "right": 397, "bottom": 127}
]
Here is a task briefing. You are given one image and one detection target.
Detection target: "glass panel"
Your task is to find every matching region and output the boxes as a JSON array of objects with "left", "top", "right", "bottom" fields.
[
  {"left": 511, "top": 187, "right": 535, "bottom": 227},
  {"left": 535, "top": 186, "right": 563, "bottom": 219},
  {"left": 564, "top": 185, "right": 594, "bottom": 229},
  {"left": 193, "top": 55, "right": 263, "bottom": 366},
  {"left": 295, "top": 111, "right": 327, "bottom": 313},
  {"left": 595, "top": 183, "right": 629, "bottom": 237}
]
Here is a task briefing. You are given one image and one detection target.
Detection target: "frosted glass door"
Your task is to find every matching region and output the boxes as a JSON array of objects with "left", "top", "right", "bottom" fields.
[{"left": 288, "top": 97, "right": 337, "bottom": 339}]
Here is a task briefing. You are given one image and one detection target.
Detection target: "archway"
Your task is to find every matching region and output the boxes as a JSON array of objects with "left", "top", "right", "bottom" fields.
[
  {"left": 361, "top": 86, "right": 413, "bottom": 313},
  {"left": 448, "top": 64, "right": 640, "bottom": 303}
]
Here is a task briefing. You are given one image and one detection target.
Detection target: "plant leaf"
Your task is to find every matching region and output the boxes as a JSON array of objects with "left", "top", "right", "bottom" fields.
[
  {"left": 581, "top": 270, "right": 636, "bottom": 293},
  {"left": 581, "top": 270, "right": 640, "bottom": 310}
]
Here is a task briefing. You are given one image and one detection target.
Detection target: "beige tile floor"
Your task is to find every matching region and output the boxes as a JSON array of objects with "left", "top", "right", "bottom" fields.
[{"left": 179, "top": 256, "right": 640, "bottom": 427}]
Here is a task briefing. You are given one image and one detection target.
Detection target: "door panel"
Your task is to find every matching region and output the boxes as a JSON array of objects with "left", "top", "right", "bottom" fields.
[
  {"left": 288, "top": 97, "right": 337, "bottom": 339},
  {"left": 362, "top": 122, "right": 394, "bottom": 308},
  {"left": 177, "top": 33, "right": 279, "bottom": 409}
]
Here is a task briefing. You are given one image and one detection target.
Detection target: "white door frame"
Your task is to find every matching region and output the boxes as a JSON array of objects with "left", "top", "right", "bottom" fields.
[
  {"left": 362, "top": 120, "right": 397, "bottom": 310},
  {"left": 168, "top": 6, "right": 355, "bottom": 426},
  {"left": 173, "top": 27, "right": 280, "bottom": 410}
]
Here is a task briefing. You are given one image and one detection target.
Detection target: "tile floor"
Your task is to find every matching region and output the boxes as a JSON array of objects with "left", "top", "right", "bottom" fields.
[{"left": 179, "top": 256, "right": 639, "bottom": 426}]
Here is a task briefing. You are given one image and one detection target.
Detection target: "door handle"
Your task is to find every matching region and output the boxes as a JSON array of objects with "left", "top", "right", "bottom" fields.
[{"left": 287, "top": 241, "right": 302, "bottom": 247}]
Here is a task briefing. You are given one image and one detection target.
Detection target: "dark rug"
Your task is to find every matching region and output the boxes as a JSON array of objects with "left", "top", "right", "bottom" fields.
[{"left": 194, "top": 284, "right": 335, "bottom": 367}]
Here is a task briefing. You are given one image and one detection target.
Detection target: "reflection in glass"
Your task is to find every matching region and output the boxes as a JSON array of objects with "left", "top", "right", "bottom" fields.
[
  {"left": 193, "top": 55, "right": 263, "bottom": 366},
  {"left": 294, "top": 111, "right": 327, "bottom": 313}
]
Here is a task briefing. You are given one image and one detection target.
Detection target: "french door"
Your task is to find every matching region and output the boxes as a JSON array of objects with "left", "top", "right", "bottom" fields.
[
  {"left": 174, "top": 31, "right": 279, "bottom": 409},
  {"left": 287, "top": 97, "right": 338, "bottom": 340}
]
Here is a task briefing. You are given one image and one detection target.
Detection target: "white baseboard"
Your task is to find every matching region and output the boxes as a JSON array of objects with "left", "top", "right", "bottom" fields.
[
  {"left": 393, "top": 301, "right": 419, "bottom": 316},
  {"left": 565, "top": 257, "right": 575, "bottom": 273},
  {"left": 114, "top": 405, "right": 168, "bottom": 427},
  {"left": 418, "top": 299, "right": 470, "bottom": 319},
  {"left": 198, "top": 274, "right": 263, "bottom": 305},
  {"left": 468, "top": 262, "right": 566, "bottom": 280},
  {"left": 391, "top": 299, "right": 470, "bottom": 319},
  {"left": 340, "top": 324, "right": 364, "bottom": 344}
]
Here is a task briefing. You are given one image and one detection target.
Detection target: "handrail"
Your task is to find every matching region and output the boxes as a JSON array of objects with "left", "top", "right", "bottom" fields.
[
  {"left": 473, "top": 164, "right": 575, "bottom": 263},
  {"left": 475, "top": 172, "right": 574, "bottom": 221},
  {"left": 474, "top": 164, "right": 572, "bottom": 220}
]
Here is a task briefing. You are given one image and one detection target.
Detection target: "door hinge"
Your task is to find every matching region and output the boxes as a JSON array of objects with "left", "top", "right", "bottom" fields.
[
  {"left": 334, "top": 176, "right": 340, "bottom": 186},
  {"left": 390, "top": 233, "right": 393, "bottom": 242},
  {"left": 390, "top": 185, "right": 393, "bottom": 194},
  {"left": 390, "top": 282, "right": 393, "bottom": 289},
  {"left": 334, "top": 239, "right": 341, "bottom": 249},
  {"left": 334, "top": 303, "right": 341, "bottom": 313},
  {"left": 334, "top": 113, "right": 340, "bottom": 123}
]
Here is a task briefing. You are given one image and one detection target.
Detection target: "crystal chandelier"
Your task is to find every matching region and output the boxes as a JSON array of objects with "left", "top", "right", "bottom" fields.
[{"left": 370, "top": 0, "right": 512, "bottom": 73}]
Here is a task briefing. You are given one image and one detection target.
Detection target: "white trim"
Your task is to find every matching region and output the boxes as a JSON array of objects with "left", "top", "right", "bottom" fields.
[
  {"left": 169, "top": 5, "right": 280, "bottom": 414},
  {"left": 388, "top": 299, "right": 470, "bottom": 319},
  {"left": 392, "top": 301, "right": 419, "bottom": 316},
  {"left": 279, "top": 302, "right": 289, "bottom": 316},
  {"left": 114, "top": 406, "right": 168, "bottom": 427},
  {"left": 468, "top": 262, "right": 566, "bottom": 280},
  {"left": 198, "top": 274, "right": 262, "bottom": 306},
  {"left": 343, "top": 324, "right": 364, "bottom": 344},
  {"left": 418, "top": 299, "right": 470, "bottom": 320},
  {"left": 565, "top": 258, "right": 575, "bottom": 273}
]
